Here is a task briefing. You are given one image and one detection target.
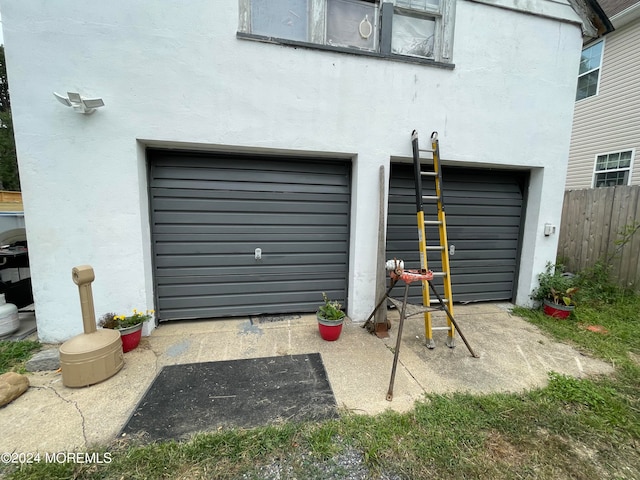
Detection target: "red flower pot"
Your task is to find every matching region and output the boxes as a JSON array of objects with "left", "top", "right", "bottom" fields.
[
  {"left": 543, "top": 299, "right": 574, "bottom": 319},
  {"left": 317, "top": 314, "right": 344, "bottom": 341},
  {"left": 119, "top": 323, "right": 143, "bottom": 352}
]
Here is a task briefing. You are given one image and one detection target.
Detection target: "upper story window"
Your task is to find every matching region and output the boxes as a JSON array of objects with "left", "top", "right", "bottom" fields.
[
  {"left": 238, "top": 0, "right": 456, "bottom": 65},
  {"left": 576, "top": 40, "right": 603, "bottom": 101},
  {"left": 593, "top": 150, "right": 633, "bottom": 187}
]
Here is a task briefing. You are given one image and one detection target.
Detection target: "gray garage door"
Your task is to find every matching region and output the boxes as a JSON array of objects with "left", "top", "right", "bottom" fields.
[
  {"left": 387, "top": 164, "right": 527, "bottom": 304},
  {"left": 149, "top": 150, "right": 350, "bottom": 321}
]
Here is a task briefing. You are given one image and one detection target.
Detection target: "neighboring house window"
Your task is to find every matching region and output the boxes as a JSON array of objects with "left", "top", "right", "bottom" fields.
[
  {"left": 576, "top": 40, "right": 603, "bottom": 101},
  {"left": 238, "top": 0, "right": 456, "bottom": 64},
  {"left": 593, "top": 150, "right": 633, "bottom": 187}
]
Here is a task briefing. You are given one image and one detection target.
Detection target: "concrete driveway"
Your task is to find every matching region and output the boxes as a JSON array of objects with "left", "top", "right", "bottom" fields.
[{"left": 0, "top": 303, "right": 613, "bottom": 453}]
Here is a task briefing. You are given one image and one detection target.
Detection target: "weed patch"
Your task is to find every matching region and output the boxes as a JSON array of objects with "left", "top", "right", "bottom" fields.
[{"left": 0, "top": 340, "right": 40, "bottom": 374}]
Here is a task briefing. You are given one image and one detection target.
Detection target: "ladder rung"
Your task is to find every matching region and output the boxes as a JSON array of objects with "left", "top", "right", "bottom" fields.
[
  {"left": 425, "top": 245, "right": 445, "bottom": 251},
  {"left": 419, "top": 148, "right": 435, "bottom": 153},
  {"left": 429, "top": 298, "right": 449, "bottom": 304},
  {"left": 430, "top": 271, "right": 447, "bottom": 277},
  {"left": 420, "top": 171, "right": 438, "bottom": 177},
  {"left": 422, "top": 195, "right": 440, "bottom": 201},
  {"left": 424, "top": 220, "right": 442, "bottom": 225},
  {"left": 431, "top": 326, "right": 452, "bottom": 331}
]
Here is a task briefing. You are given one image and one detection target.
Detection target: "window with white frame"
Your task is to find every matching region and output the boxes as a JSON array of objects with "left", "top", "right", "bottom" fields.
[
  {"left": 238, "top": 0, "right": 456, "bottom": 64},
  {"left": 576, "top": 40, "right": 603, "bottom": 101},
  {"left": 593, "top": 150, "right": 633, "bottom": 187}
]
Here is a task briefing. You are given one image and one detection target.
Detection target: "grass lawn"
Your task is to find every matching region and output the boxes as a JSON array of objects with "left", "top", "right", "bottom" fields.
[
  {"left": 0, "top": 340, "right": 40, "bottom": 374},
  {"left": 1, "top": 293, "right": 639, "bottom": 479}
]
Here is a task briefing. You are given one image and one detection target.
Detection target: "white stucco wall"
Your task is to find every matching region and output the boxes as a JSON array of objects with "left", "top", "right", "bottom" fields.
[{"left": 1, "top": 0, "right": 583, "bottom": 342}]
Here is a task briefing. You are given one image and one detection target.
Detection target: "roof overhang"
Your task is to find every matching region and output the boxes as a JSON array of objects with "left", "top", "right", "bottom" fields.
[{"left": 567, "top": 0, "right": 615, "bottom": 40}]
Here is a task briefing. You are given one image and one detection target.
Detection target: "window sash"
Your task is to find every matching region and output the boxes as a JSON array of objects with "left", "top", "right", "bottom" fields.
[
  {"left": 576, "top": 40, "right": 603, "bottom": 101},
  {"left": 326, "top": 0, "right": 379, "bottom": 51},
  {"left": 594, "top": 171, "right": 628, "bottom": 187},
  {"left": 238, "top": 0, "right": 455, "bottom": 63},
  {"left": 593, "top": 150, "right": 634, "bottom": 187},
  {"left": 579, "top": 41, "right": 603, "bottom": 75}
]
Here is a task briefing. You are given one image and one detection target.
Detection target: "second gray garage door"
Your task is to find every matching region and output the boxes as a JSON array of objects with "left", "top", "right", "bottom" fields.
[
  {"left": 149, "top": 150, "right": 351, "bottom": 321},
  {"left": 387, "top": 163, "right": 527, "bottom": 304}
]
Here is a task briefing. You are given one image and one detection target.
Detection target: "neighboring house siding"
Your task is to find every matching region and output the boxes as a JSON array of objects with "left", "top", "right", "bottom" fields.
[{"left": 566, "top": 20, "right": 640, "bottom": 189}]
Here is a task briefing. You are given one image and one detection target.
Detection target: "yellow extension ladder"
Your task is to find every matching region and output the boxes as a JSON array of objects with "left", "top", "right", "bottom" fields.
[{"left": 411, "top": 130, "right": 456, "bottom": 349}]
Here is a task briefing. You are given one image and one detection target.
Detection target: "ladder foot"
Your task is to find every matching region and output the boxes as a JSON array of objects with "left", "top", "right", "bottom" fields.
[
  {"left": 386, "top": 391, "right": 393, "bottom": 402},
  {"left": 425, "top": 338, "right": 436, "bottom": 349},
  {"left": 446, "top": 336, "right": 456, "bottom": 348}
]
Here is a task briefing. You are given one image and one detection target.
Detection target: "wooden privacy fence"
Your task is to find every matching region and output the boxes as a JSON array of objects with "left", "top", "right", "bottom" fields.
[{"left": 558, "top": 185, "right": 640, "bottom": 290}]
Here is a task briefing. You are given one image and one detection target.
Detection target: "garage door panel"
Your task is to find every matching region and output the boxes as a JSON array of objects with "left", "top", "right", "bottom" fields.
[
  {"left": 154, "top": 232, "right": 348, "bottom": 243},
  {"left": 155, "top": 263, "right": 346, "bottom": 278},
  {"left": 155, "top": 241, "right": 348, "bottom": 256},
  {"left": 155, "top": 251, "right": 348, "bottom": 268},
  {"left": 153, "top": 224, "right": 349, "bottom": 235},
  {"left": 158, "top": 277, "right": 342, "bottom": 297},
  {"left": 447, "top": 227, "right": 520, "bottom": 240},
  {"left": 159, "top": 300, "right": 338, "bottom": 320},
  {"left": 149, "top": 150, "right": 350, "bottom": 321},
  {"left": 153, "top": 211, "right": 348, "bottom": 226},
  {"left": 156, "top": 270, "right": 341, "bottom": 284},
  {"left": 452, "top": 281, "right": 515, "bottom": 294},
  {"left": 153, "top": 178, "right": 349, "bottom": 195},
  {"left": 387, "top": 164, "right": 525, "bottom": 303},
  {"left": 151, "top": 155, "right": 349, "bottom": 176},
  {"left": 153, "top": 197, "right": 350, "bottom": 214},
  {"left": 387, "top": 209, "right": 522, "bottom": 227},
  {"left": 153, "top": 187, "right": 350, "bottom": 203},
  {"left": 388, "top": 230, "right": 520, "bottom": 250},
  {"left": 390, "top": 179, "right": 522, "bottom": 197},
  {"left": 158, "top": 288, "right": 345, "bottom": 312}
]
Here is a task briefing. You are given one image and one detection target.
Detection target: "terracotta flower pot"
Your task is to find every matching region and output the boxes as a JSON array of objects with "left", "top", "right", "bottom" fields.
[
  {"left": 543, "top": 299, "right": 574, "bottom": 319},
  {"left": 119, "top": 323, "right": 143, "bottom": 352},
  {"left": 317, "top": 314, "right": 344, "bottom": 341}
]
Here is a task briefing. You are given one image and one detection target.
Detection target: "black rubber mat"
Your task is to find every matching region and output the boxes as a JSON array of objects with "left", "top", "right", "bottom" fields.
[{"left": 121, "top": 353, "right": 338, "bottom": 442}]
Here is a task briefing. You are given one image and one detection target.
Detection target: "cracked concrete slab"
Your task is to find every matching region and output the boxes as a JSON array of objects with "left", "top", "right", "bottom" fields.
[{"left": 0, "top": 303, "right": 614, "bottom": 453}]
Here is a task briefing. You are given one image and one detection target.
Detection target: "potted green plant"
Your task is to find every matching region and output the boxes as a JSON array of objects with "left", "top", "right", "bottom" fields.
[
  {"left": 99, "top": 309, "right": 154, "bottom": 352},
  {"left": 531, "top": 263, "right": 578, "bottom": 319},
  {"left": 317, "top": 292, "right": 346, "bottom": 341}
]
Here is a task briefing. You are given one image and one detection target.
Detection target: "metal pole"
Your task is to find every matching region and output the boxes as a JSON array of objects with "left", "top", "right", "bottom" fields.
[{"left": 386, "top": 283, "right": 410, "bottom": 401}]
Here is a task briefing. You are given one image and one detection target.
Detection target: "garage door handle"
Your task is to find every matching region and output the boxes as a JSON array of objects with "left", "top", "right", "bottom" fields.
[
  {"left": 255, "top": 248, "right": 262, "bottom": 260},
  {"left": 449, "top": 245, "right": 455, "bottom": 256}
]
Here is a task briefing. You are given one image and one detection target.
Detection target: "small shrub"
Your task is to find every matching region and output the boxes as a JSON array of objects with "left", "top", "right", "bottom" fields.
[
  {"left": 574, "top": 261, "right": 626, "bottom": 305},
  {"left": 318, "top": 293, "right": 345, "bottom": 321},
  {"left": 531, "top": 263, "right": 578, "bottom": 306}
]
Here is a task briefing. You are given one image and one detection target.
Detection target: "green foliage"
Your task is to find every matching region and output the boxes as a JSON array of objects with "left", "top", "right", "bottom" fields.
[
  {"left": 514, "top": 293, "right": 640, "bottom": 364},
  {"left": 0, "top": 46, "right": 20, "bottom": 191},
  {"left": 574, "top": 260, "right": 627, "bottom": 306},
  {"left": 317, "top": 292, "right": 345, "bottom": 321},
  {"left": 544, "top": 371, "right": 615, "bottom": 409},
  {"left": 98, "top": 309, "right": 154, "bottom": 330},
  {"left": 571, "top": 220, "right": 640, "bottom": 302},
  {"left": 0, "top": 340, "right": 40, "bottom": 374},
  {"left": 531, "top": 263, "right": 578, "bottom": 306}
]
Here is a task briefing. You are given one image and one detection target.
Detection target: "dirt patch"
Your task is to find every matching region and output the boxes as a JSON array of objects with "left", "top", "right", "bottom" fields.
[
  {"left": 484, "top": 430, "right": 528, "bottom": 467},
  {"left": 628, "top": 351, "right": 640, "bottom": 366}
]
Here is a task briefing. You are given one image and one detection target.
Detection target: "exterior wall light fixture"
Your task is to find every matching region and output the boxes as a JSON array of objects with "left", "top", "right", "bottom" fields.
[{"left": 53, "top": 92, "right": 105, "bottom": 114}]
